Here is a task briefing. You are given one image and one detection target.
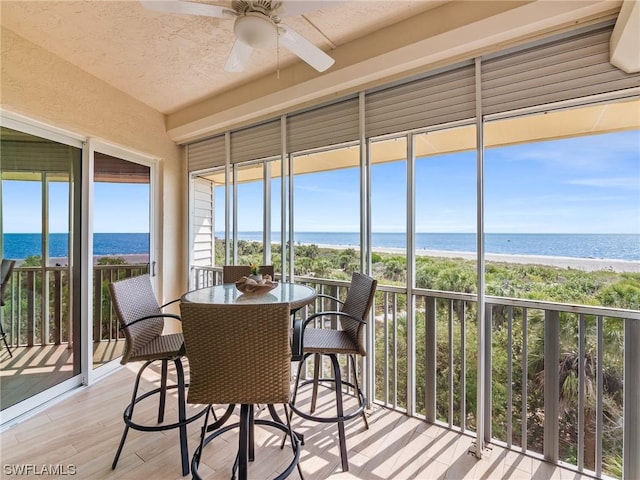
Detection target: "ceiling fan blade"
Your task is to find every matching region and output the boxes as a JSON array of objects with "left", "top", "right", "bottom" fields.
[
  {"left": 277, "top": 1, "right": 345, "bottom": 18},
  {"left": 140, "top": 1, "right": 232, "bottom": 19},
  {"left": 279, "top": 25, "right": 335, "bottom": 72},
  {"left": 224, "top": 39, "right": 254, "bottom": 72}
]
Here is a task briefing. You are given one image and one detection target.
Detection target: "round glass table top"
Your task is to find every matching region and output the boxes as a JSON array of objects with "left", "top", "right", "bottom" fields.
[{"left": 182, "top": 282, "right": 317, "bottom": 310}]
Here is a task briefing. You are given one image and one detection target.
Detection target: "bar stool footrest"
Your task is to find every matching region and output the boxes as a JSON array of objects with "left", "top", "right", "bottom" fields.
[
  {"left": 122, "top": 385, "right": 208, "bottom": 432},
  {"left": 290, "top": 377, "right": 367, "bottom": 424},
  {"left": 191, "top": 417, "right": 301, "bottom": 480}
]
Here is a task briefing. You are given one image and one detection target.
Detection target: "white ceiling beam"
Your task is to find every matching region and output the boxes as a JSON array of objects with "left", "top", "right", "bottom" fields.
[{"left": 610, "top": 0, "right": 640, "bottom": 73}]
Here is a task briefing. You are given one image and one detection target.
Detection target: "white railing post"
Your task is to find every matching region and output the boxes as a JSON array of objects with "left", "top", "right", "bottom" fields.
[
  {"left": 460, "top": 301, "right": 467, "bottom": 432},
  {"left": 544, "top": 310, "right": 560, "bottom": 463},
  {"left": 425, "top": 295, "right": 437, "bottom": 423},
  {"left": 624, "top": 317, "right": 640, "bottom": 480},
  {"left": 484, "top": 303, "right": 492, "bottom": 444}
]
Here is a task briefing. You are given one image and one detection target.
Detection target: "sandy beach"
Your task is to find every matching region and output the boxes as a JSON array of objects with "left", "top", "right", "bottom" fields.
[
  {"left": 310, "top": 243, "right": 640, "bottom": 273},
  {"left": 32, "top": 249, "right": 640, "bottom": 273},
  {"left": 42, "top": 254, "right": 150, "bottom": 267},
  {"left": 419, "top": 249, "right": 639, "bottom": 273}
]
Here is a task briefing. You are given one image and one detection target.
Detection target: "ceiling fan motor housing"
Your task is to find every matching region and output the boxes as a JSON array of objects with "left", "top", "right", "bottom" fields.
[{"left": 234, "top": 11, "right": 278, "bottom": 49}]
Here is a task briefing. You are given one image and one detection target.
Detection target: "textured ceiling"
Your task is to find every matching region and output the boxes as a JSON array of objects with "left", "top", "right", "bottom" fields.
[{"left": 0, "top": 0, "right": 446, "bottom": 114}]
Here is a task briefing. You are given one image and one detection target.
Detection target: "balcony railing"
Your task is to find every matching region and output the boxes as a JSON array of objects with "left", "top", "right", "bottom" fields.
[
  {"left": 1, "top": 264, "right": 148, "bottom": 348},
  {"left": 191, "top": 265, "right": 639, "bottom": 479},
  {"left": 1, "top": 265, "right": 636, "bottom": 478}
]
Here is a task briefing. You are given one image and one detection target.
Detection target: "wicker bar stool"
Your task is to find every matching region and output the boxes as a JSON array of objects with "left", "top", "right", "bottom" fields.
[
  {"left": 290, "top": 272, "right": 377, "bottom": 472},
  {"left": 109, "top": 274, "right": 207, "bottom": 476},
  {"left": 180, "top": 301, "right": 302, "bottom": 480}
]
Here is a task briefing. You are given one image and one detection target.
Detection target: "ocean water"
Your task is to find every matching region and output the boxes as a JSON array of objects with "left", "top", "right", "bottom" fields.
[
  {"left": 3, "top": 232, "right": 639, "bottom": 261},
  {"left": 2, "top": 233, "right": 150, "bottom": 260},
  {"left": 230, "top": 232, "right": 640, "bottom": 261}
]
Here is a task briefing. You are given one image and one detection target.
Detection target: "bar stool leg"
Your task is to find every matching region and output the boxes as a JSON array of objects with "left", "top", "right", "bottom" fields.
[
  {"left": 174, "top": 358, "right": 189, "bottom": 476},
  {"left": 249, "top": 404, "right": 255, "bottom": 462},
  {"left": 310, "top": 353, "right": 321, "bottom": 414},
  {"left": 112, "top": 360, "right": 152, "bottom": 469},
  {"left": 238, "top": 404, "right": 251, "bottom": 480},
  {"left": 291, "top": 353, "right": 310, "bottom": 405},
  {"left": 329, "top": 354, "right": 349, "bottom": 472},
  {"left": 0, "top": 323, "right": 12, "bottom": 358},
  {"left": 350, "top": 354, "right": 369, "bottom": 430},
  {"left": 158, "top": 359, "right": 168, "bottom": 423},
  {"left": 284, "top": 404, "right": 305, "bottom": 480},
  {"left": 193, "top": 405, "right": 211, "bottom": 470},
  {"left": 112, "top": 425, "right": 130, "bottom": 470}
]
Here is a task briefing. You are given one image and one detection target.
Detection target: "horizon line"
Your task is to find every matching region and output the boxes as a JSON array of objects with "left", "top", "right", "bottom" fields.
[{"left": 4, "top": 231, "right": 639, "bottom": 235}]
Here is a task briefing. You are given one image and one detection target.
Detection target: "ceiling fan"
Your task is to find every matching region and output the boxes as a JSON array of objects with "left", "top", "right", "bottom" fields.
[{"left": 140, "top": 0, "right": 336, "bottom": 73}]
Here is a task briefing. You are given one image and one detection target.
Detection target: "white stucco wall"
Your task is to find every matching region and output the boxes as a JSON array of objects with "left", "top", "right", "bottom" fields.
[{"left": 1, "top": 26, "right": 185, "bottom": 304}]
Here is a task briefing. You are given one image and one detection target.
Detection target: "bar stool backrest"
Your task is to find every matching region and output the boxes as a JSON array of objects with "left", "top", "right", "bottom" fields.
[
  {"left": 109, "top": 274, "right": 165, "bottom": 364},
  {"left": 222, "top": 265, "right": 275, "bottom": 283},
  {"left": 181, "top": 302, "right": 291, "bottom": 405},
  {"left": 340, "top": 272, "right": 377, "bottom": 356}
]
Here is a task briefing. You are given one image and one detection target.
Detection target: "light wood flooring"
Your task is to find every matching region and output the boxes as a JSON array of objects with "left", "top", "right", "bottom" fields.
[{"left": 0, "top": 363, "right": 589, "bottom": 480}]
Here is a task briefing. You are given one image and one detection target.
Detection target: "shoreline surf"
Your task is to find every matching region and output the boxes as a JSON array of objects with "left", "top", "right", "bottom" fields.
[
  {"left": 33, "top": 247, "right": 640, "bottom": 273},
  {"left": 308, "top": 243, "right": 640, "bottom": 273}
]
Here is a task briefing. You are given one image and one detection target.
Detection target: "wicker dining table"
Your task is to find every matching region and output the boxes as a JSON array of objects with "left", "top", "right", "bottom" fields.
[
  {"left": 182, "top": 281, "right": 317, "bottom": 360},
  {"left": 182, "top": 281, "right": 317, "bottom": 311}
]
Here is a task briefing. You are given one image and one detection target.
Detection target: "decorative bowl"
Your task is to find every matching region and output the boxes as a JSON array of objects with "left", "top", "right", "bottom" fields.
[{"left": 235, "top": 276, "right": 278, "bottom": 295}]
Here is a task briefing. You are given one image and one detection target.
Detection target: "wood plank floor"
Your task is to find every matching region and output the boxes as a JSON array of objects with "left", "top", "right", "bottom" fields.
[{"left": 0, "top": 364, "right": 589, "bottom": 480}]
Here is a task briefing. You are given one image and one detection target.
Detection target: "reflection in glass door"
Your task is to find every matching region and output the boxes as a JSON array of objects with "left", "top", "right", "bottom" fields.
[
  {"left": 1, "top": 126, "right": 82, "bottom": 413},
  {"left": 91, "top": 152, "right": 150, "bottom": 369}
]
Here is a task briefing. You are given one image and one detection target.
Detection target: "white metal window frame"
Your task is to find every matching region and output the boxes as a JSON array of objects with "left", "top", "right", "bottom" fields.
[{"left": 85, "top": 139, "right": 160, "bottom": 384}]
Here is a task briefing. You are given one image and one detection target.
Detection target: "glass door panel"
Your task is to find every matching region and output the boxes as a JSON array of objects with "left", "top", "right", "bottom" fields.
[
  {"left": 92, "top": 152, "right": 150, "bottom": 369},
  {"left": 1, "top": 126, "right": 82, "bottom": 411}
]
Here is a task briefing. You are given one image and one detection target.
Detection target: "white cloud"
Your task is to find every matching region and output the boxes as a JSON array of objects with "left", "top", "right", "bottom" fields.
[
  {"left": 492, "top": 130, "right": 640, "bottom": 173},
  {"left": 565, "top": 177, "right": 640, "bottom": 189}
]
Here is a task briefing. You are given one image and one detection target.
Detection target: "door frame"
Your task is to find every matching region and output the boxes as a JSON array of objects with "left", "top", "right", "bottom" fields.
[{"left": 85, "top": 139, "right": 160, "bottom": 384}]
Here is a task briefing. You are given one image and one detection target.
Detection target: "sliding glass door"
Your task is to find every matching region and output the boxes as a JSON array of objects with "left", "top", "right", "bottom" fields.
[
  {"left": 91, "top": 151, "right": 152, "bottom": 370},
  {"left": 1, "top": 125, "right": 82, "bottom": 417}
]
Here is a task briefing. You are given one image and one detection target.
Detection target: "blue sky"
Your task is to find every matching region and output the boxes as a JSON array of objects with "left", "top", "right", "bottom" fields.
[
  {"left": 2, "top": 181, "right": 150, "bottom": 233},
  {"left": 3, "top": 130, "right": 639, "bottom": 234},
  {"left": 287, "top": 130, "right": 640, "bottom": 234},
  {"left": 484, "top": 131, "right": 639, "bottom": 233}
]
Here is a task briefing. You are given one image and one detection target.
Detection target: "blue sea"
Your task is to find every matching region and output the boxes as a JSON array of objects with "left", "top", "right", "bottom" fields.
[
  {"left": 228, "top": 232, "right": 639, "bottom": 261},
  {"left": 2, "top": 232, "right": 639, "bottom": 261},
  {"left": 3, "top": 233, "right": 150, "bottom": 260}
]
